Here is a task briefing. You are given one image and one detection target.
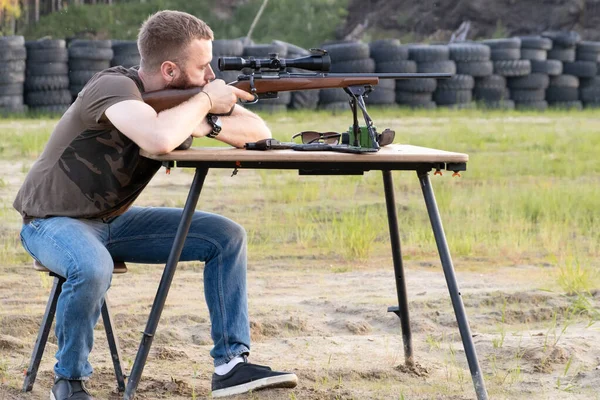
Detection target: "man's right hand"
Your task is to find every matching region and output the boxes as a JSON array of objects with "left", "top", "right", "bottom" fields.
[{"left": 201, "top": 79, "right": 255, "bottom": 114}]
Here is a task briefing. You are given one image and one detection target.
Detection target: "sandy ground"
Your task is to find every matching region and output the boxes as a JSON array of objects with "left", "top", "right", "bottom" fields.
[{"left": 1, "top": 165, "right": 599, "bottom": 400}]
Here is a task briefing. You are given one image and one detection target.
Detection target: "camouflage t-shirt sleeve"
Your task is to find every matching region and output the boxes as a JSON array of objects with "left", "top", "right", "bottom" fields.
[{"left": 80, "top": 74, "right": 143, "bottom": 126}]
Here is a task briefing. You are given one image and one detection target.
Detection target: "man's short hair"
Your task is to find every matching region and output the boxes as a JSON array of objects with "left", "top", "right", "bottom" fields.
[{"left": 138, "top": 10, "right": 214, "bottom": 72}]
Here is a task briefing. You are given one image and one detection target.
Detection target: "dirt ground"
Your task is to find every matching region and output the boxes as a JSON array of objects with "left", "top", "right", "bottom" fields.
[{"left": 1, "top": 165, "right": 600, "bottom": 400}]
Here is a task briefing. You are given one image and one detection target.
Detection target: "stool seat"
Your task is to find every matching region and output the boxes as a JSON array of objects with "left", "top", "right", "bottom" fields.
[{"left": 33, "top": 260, "right": 128, "bottom": 274}]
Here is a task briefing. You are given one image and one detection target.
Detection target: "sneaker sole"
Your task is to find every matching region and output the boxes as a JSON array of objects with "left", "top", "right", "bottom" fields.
[{"left": 211, "top": 373, "right": 298, "bottom": 398}]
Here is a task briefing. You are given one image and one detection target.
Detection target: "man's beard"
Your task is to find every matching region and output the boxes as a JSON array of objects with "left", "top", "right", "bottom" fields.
[{"left": 166, "top": 69, "right": 197, "bottom": 90}]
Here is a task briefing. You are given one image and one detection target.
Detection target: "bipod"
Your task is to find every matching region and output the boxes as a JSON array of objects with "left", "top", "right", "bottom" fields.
[{"left": 343, "top": 85, "right": 380, "bottom": 150}]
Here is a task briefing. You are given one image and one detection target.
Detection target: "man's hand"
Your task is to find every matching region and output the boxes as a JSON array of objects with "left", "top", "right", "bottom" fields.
[{"left": 202, "top": 79, "right": 255, "bottom": 114}]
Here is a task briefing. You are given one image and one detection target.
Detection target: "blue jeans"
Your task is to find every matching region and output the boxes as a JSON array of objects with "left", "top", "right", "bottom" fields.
[{"left": 19, "top": 206, "right": 250, "bottom": 380}]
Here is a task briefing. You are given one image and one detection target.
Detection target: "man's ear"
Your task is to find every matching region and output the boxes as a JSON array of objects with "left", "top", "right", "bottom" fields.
[{"left": 160, "top": 61, "right": 178, "bottom": 81}]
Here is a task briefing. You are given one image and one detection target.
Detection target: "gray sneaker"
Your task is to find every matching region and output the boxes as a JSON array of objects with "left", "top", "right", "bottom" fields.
[
  {"left": 50, "top": 377, "right": 93, "bottom": 400},
  {"left": 211, "top": 356, "right": 298, "bottom": 398}
]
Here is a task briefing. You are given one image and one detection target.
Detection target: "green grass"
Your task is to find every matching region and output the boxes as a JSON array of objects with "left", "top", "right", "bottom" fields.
[{"left": 1, "top": 107, "right": 599, "bottom": 290}]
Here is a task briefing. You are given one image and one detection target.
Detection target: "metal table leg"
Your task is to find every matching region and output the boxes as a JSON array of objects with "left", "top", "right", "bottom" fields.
[
  {"left": 417, "top": 170, "right": 489, "bottom": 400},
  {"left": 124, "top": 167, "right": 209, "bottom": 400},
  {"left": 382, "top": 170, "right": 413, "bottom": 366}
]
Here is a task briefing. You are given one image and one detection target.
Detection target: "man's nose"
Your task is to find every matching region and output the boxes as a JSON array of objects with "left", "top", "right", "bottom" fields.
[{"left": 206, "top": 64, "right": 216, "bottom": 82}]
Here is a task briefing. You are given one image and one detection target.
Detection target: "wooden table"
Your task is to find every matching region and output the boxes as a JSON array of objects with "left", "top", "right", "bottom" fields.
[{"left": 123, "top": 144, "right": 488, "bottom": 400}]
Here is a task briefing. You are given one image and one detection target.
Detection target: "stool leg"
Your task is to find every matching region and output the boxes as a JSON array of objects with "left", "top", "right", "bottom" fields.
[
  {"left": 101, "top": 296, "right": 126, "bottom": 392},
  {"left": 23, "top": 275, "right": 64, "bottom": 392}
]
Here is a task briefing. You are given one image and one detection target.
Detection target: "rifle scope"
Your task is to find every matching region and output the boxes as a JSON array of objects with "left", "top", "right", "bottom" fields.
[{"left": 218, "top": 50, "right": 331, "bottom": 72}]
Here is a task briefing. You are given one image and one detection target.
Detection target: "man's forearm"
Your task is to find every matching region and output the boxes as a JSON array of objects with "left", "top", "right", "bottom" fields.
[{"left": 192, "top": 107, "right": 271, "bottom": 148}]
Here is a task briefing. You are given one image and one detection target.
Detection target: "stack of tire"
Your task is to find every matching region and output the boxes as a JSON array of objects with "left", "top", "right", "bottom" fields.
[
  {"left": 384, "top": 45, "right": 422, "bottom": 108},
  {"left": 408, "top": 45, "right": 463, "bottom": 108},
  {"left": 111, "top": 40, "right": 140, "bottom": 68},
  {"left": 0, "top": 36, "right": 27, "bottom": 115},
  {"left": 68, "top": 39, "right": 113, "bottom": 101},
  {"left": 366, "top": 39, "right": 406, "bottom": 107},
  {"left": 273, "top": 40, "right": 321, "bottom": 111},
  {"left": 481, "top": 38, "right": 531, "bottom": 110},
  {"left": 506, "top": 36, "right": 553, "bottom": 111},
  {"left": 318, "top": 41, "right": 374, "bottom": 111},
  {"left": 447, "top": 42, "right": 500, "bottom": 109},
  {"left": 241, "top": 42, "right": 290, "bottom": 113},
  {"left": 541, "top": 31, "right": 582, "bottom": 109},
  {"left": 575, "top": 41, "right": 600, "bottom": 108},
  {"left": 24, "top": 39, "right": 70, "bottom": 115},
  {"left": 211, "top": 39, "right": 244, "bottom": 84}
]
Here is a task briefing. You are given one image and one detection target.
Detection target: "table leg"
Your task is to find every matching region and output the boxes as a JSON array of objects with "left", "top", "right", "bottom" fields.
[
  {"left": 417, "top": 170, "right": 489, "bottom": 400},
  {"left": 382, "top": 170, "right": 414, "bottom": 366},
  {"left": 124, "top": 167, "right": 209, "bottom": 400}
]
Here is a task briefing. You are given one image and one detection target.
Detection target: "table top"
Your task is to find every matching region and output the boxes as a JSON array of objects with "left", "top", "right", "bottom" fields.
[{"left": 141, "top": 144, "right": 468, "bottom": 164}]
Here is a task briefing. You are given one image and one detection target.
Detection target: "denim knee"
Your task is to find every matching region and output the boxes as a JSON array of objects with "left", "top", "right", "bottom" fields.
[{"left": 70, "top": 254, "right": 113, "bottom": 296}]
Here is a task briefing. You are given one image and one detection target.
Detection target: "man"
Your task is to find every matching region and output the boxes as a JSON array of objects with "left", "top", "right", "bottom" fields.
[{"left": 14, "top": 10, "right": 298, "bottom": 400}]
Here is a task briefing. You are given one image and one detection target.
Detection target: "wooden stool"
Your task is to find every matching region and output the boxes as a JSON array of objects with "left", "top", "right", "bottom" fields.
[{"left": 22, "top": 260, "right": 128, "bottom": 393}]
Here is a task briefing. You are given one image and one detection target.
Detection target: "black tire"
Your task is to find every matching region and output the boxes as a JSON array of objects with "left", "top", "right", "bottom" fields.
[
  {"left": 376, "top": 79, "right": 396, "bottom": 90},
  {"left": 514, "top": 100, "right": 548, "bottom": 111},
  {"left": 272, "top": 40, "right": 307, "bottom": 56},
  {"left": 27, "top": 62, "right": 69, "bottom": 76},
  {"left": 580, "top": 85, "right": 600, "bottom": 102},
  {"left": 549, "top": 100, "right": 583, "bottom": 110},
  {"left": 562, "top": 61, "right": 597, "bottom": 78},
  {"left": 474, "top": 87, "right": 509, "bottom": 101},
  {"left": 318, "top": 101, "right": 349, "bottom": 112},
  {"left": 577, "top": 41, "right": 600, "bottom": 53},
  {"left": 520, "top": 49, "right": 547, "bottom": 61},
  {"left": 69, "top": 39, "right": 112, "bottom": 49},
  {"left": 481, "top": 38, "right": 521, "bottom": 49},
  {"left": 375, "top": 60, "right": 417, "bottom": 73},
  {"left": 456, "top": 61, "right": 493, "bottom": 77},
  {"left": 321, "top": 42, "right": 369, "bottom": 62},
  {"left": 490, "top": 48, "right": 521, "bottom": 61},
  {"left": 0, "top": 47, "right": 27, "bottom": 62},
  {"left": 243, "top": 43, "right": 287, "bottom": 58},
  {"left": 319, "top": 88, "right": 348, "bottom": 104},
  {"left": 0, "top": 36, "right": 25, "bottom": 48},
  {"left": 330, "top": 58, "right": 375, "bottom": 73},
  {"left": 408, "top": 45, "right": 449, "bottom": 62},
  {"left": 70, "top": 84, "right": 85, "bottom": 97},
  {"left": 0, "top": 104, "right": 28, "bottom": 115},
  {"left": 365, "top": 88, "right": 395, "bottom": 104},
  {"left": 493, "top": 60, "right": 531, "bottom": 76},
  {"left": 111, "top": 55, "right": 141, "bottom": 68},
  {"left": 530, "top": 60, "right": 563, "bottom": 76},
  {"left": 68, "top": 47, "right": 114, "bottom": 61},
  {"left": 395, "top": 91, "right": 433, "bottom": 104},
  {"left": 448, "top": 43, "right": 490, "bottom": 62},
  {"left": 433, "top": 89, "right": 472, "bottom": 105},
  {"left": 436, "top": 74, "right": 475, "bottom": 90},
  {"left": 541, "top": 31, "right": 581, "bottom": 48},
  {"left": 510, "top": 89, "right": 546, "bottom": 102},
  {"left": 580, "top": 77, "right": 600, "bottom": 88},
  {"left": 0, "top": 71, "right": 25, "bottom": 84},
  {"left": 549, "top": 75, "right": 579, "bottom": 88},
  {"left": 474, "top": 87, "right": 510, "bottom": 102},
  {"left": 0, "top": 60, "right": 26, "bottom": 73},
  {"left": 478, "top": 99, "right": 515, "bottom": 110},
  {"left": 69, "top": 70, "right": 100, "bottom": 85},
  {"left": 112, "top": 40, "right": 139, "bottom": 56},
  {"left": 0, "top": 95, "right": 24, "bottom": 107},
  {"left": 575, "top": 51, "right": 600, "bottom": 62},
  {"left": 583, "top": 102, "right": 600, "bottom": 109},
  {"left": 289, "top": 90, "right": 320, "bottom": 110},
  {"left": 417, "top": 60, "right": 456, "bottom": 74},
  {"left": 26, "top": 48, "right": 68, "bottom": 63},
  {"left": 25, "top": 75, "right": 69, "bottom": 91},
  {"left": 475, "top": 74, "right": 506, "bottom": 89},
  {"left": 69, "top": 59, "right": 110, "bottom": 71},
  {"left": 546, "top": 87, "right": 579, "bottom": 102},
  {"left": 547, "top": 48, "right": 576, "bottom": 62},
  {"left": 395, "top": 78, "right": 437, "bottom": 93},
  {"left": 25, "top": 89, "right": 72, "bottom": 106},
  {"left": 507, "top": 73, "right": 550, "bottom": 90},
  {"left": 0, "top": 83, "right": 23, "bottom": 96},
  {"left": 516, "top": 36, "right": 552, "bottom": 50},
  {"left": 26, "top": 39, "right": 66, "bottom": 50},
  {"left": 369, "top": 41, "right": 409, "bottom": 62},
  {"left": 399, "top": 101, "right": 437, "bottom": 109}
]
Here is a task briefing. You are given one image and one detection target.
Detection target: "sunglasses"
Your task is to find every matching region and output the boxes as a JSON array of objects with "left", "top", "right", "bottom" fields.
[{"left": 292, "top": 131, "right": 341, "bottom": 144}]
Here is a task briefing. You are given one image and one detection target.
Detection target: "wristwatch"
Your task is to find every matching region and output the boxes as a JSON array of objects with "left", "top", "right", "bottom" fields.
[{"left": 206, "top": 114, "right": 222, "bottom": 138}]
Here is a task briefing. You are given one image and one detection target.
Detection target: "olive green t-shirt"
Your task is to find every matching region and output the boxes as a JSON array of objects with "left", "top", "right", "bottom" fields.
[{"left": 13, "top": 66, "right": 162, "bottom": 222}]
